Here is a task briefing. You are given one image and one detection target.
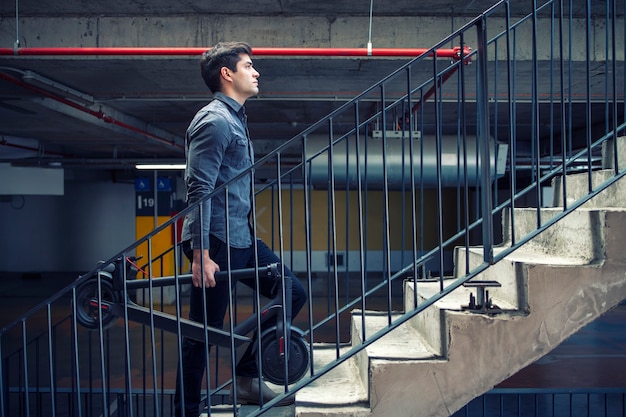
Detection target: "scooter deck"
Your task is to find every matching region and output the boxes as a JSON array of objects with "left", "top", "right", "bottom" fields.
[{"left": 93, "top": 299, "right": 251, "bottom": 347}]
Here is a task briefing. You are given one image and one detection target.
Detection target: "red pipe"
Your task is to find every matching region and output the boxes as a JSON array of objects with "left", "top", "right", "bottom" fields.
[
  {"left": 0, "top": 46, "right": 471, "bottom": 60},
  {"left": 411, "top": 66, "right": 461, "bottom": 115}
]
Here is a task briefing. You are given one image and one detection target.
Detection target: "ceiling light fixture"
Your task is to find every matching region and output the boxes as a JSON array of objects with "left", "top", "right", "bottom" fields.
[
  {"left": 135, "top": 163, "right": 186, "bottom": 170},
  {"left": 21, "top": 70, "right": 95, "bottom": 105}
]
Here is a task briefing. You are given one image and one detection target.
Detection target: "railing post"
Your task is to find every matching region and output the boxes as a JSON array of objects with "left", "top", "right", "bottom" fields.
[
  {"left": 0, "top": 354, "right": 5, "bottom": 417},
  {"left": 476, "top": 14, "right": 494, "bottom": 264}
]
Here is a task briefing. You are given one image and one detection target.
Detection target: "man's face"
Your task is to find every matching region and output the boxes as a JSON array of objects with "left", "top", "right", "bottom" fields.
[{"left": 230, "top": 53, "right": 259, "bottom": 102}]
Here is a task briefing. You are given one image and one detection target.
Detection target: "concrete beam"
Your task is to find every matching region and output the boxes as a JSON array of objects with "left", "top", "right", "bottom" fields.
[{"left": 1, "top": 15, "right": 622, "bottom": 61}]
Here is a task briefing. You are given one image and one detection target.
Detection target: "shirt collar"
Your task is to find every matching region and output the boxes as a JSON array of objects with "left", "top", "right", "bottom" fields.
[{"left": 213, "top": 91, "right": 243, "bottom": 114}]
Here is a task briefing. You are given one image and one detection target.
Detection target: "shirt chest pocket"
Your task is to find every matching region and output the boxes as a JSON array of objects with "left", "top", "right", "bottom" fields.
[{"left": 223, "top": 135, "right": 252, "bottom": 170}]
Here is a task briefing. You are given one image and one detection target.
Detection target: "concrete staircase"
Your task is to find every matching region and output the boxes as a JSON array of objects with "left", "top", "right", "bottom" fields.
[{"left": 292, "top": 139, "right": 626, "bottom": 417}]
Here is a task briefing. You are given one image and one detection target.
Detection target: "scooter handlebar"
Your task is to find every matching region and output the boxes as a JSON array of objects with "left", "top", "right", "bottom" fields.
[{"left": 123, "top": 263, "right": 281, "bottom": 290}]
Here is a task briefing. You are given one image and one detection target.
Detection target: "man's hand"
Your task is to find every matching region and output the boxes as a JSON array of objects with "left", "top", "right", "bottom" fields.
[{"left": 192, "top": 249, "right": 220, "bottom": 288}]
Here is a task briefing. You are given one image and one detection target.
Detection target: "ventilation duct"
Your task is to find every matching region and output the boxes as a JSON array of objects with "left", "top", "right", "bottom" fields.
[{"left": 305, "top": 135, "right": 507, "bottom": 189}]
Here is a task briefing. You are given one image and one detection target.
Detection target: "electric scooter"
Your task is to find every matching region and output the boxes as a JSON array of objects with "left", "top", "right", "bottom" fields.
[{"left": 73, "top": 257, "right": 310, "bottom": 385}]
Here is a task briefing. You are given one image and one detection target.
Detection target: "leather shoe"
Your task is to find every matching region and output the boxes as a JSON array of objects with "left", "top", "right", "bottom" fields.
[{"left": 230, "top": 376, "right": 295, "bottom": 406}]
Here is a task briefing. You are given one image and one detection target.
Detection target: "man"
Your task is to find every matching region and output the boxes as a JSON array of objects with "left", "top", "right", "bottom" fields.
[{"left": 175, "top": 42, "right": 307, "bottom": 417}]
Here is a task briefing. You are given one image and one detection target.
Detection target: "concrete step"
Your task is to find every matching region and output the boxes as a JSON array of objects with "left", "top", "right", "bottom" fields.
[
  {"left": 552, "top": 135, "right": 626, "bottom": 208},
  {"left": 553, "top": 169, "right": 626, "bottom": 208},
  {"left": 600, "top": 135, "right": 626, "bottom": 170},
  {"left": 203, "top": 345, "right": 371, "bottom": 417},
  {"left": 296, "top": 344, "right": 370, "bottom": 417},
  {"left": 501, "top": 207, "right": 606, "bottom": 262},
  {"left": 295, "top": 311, "right": 442, "bottom": 417},
  {"left": 453, "top": 244, "right": 591, "bottom": 311},
  {"left": 351, "top": 310, "right": 441, "bottom": 385},
  {"left": 404, "top": 277, "right": 521, "bottom": 361}
]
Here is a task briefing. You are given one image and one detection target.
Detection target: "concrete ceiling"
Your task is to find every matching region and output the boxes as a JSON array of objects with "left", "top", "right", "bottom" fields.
[
  {"left": 0, "top": 0, "right": 614, "bottom": 18},
  {"left": 0, "top": 0, "right": 623, "bottom": 175}
]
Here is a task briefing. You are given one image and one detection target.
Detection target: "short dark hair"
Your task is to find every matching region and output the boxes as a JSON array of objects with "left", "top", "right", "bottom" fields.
[{"left": 200, "top": 42, "right": 253, "bottom": 93}]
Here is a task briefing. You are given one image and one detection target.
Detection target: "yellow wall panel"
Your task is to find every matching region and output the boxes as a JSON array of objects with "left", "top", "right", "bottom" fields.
[
  {"left": 135, "top": 216, "right": 181, "bottom": 278},
  {"left": 254, "top": 188, "right": 463, "bottom": 252}
]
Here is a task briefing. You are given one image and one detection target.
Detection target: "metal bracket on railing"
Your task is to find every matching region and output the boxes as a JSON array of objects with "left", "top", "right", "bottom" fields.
[{"left": 461, "top": 280, "right": 502, "bottom": 314}]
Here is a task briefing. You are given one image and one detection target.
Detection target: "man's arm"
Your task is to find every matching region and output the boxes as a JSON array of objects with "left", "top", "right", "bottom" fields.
[{"left": 186, "top": 115, "right": 230, "bottom": 287}]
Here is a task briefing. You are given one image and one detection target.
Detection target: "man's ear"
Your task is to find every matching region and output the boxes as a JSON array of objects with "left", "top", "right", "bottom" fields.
[{"left": 220, "top": 67, "right": 232, "bottom": 82}]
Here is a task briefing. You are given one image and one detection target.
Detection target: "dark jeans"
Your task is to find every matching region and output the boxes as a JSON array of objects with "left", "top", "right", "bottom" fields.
[{"left": 174, "top": 236, "right": 307, "bottom": 417}]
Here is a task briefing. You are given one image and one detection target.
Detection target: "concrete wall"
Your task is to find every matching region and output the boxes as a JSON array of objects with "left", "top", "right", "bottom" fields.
[{"left": 0, "top": 171, "right": 135, "bottom": 272}]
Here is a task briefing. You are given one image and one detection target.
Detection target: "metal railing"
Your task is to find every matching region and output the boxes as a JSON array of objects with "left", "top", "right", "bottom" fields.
[
  {"left": 453, "top": 388, "right": 626, "bottom": 417},
  {"left": 1, "top": 0, "right": 625, "bottom": 416}
]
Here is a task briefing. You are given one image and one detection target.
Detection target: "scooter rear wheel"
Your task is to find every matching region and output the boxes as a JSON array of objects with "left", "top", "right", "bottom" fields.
[
  {"left": 74, "top": 274, "right": 119, "bottom": 330},
  {"left": 260, "top": 328, "right": 309, "bottom": 385}
]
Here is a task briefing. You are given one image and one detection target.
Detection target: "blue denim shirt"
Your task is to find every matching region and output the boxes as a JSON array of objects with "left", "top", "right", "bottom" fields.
[{"left": 181, "top": 92, "right": 254, "bottom": 250}]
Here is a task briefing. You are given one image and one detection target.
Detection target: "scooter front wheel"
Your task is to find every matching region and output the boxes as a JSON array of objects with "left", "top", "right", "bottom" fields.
[{"left": 260, "top": 327, "right": 309, "bottom": 385}]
